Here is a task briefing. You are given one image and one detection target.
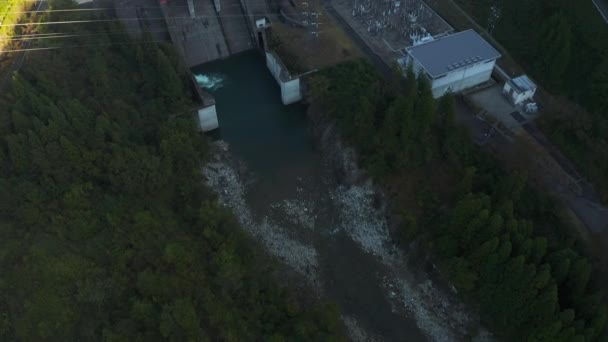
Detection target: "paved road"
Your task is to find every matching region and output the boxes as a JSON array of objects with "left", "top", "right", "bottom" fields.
[
  {"left": 593, "top": 0, "right": 608, "bottom": 23},
  {"left": 524, "top": 122, "right": 608, "bottom": 233}
]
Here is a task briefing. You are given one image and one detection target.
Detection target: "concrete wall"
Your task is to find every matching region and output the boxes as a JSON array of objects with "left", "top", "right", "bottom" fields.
[
  {"left": 280, "top": 78, "right": 302, "bottom": 104},
  {"left": 217, "top": 0, "right": 253, "bottom": 54},
  {"left": 161, "top": 2, "right": 229, "bottom": 67},
  {"left": 265, "top": 51, "right": 303, "bottom": 105},
  {"left": 189, "top": 73, "right": 219, "bottom": 132},
  {"left": 516, "top": 89, "right": 535, "bottom": 104},
  {"left": 430, "top": 60, "right": 495, "bottom": 98},
  {"left": 406, "top": 55, "right": 495, "bottom": 98},
  {"left": 198, "top": 105, "right": 219, "bottom": 131}
]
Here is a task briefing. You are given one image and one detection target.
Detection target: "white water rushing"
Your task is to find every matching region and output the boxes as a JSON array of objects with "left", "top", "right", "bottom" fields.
[{"left": 195, "top": 73, "right": 226, "bottom": 90}]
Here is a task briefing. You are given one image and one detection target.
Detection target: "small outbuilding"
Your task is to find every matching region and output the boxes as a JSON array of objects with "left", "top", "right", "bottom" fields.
[
  {"left": 403, "top": 29, "right": 501, "bottom": 98},
  {"left": 503, "top": 75, "right": 536, "bottom": 105},
  {"left": 256, "top": 17, "right": 271, "bottom": 29}
]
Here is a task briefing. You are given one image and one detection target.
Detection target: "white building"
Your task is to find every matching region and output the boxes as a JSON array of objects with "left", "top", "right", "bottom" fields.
[
  {"left": 403, "top": 30, "right": 501, "bottom": 98},
  {"left": 503, "top": 75, "right": 537, "bottom": 105}
]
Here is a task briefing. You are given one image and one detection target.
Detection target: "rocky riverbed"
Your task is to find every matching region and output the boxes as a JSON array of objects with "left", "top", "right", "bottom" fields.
[
  {"left": 203, "top": 138, "right": 491, "bottom": 341},
  {"left": 194, "top": 52, "right": 490, "bottom": 341}
]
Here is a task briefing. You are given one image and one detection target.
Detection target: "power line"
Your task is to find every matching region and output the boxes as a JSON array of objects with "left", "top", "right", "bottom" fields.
[
  {"left": 0, "top": 1, "right": 273, "bottom": 14},
  {"left": 0, "top": 7, "right": 110, "bottom": 14},
  {"left": 5, "top": 26, "right": 172, "bottom": 41},
  {"left": 4, "top": 22, "right": 346, "bottom": 45},
  {"left": 0, "top": 13, "right": 280, "bottom": 27},
  {"left": 0, "top": 3, "right": 334, "bottom": 61},
  {"left": 7, "top": 33, "right": 242, "bottom": 54},
  {"left": 5, "top": 18, "right": 274, "bottom": 40},
  {"left": 0, "top": 23, "right": 339, "bottom": 53},
  {"left": 1, "top": 6, "right": 281, "bottom": 43}
]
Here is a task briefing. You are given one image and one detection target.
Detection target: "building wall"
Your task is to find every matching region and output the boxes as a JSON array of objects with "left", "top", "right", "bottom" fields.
[
  {"left": 502, "top": 82, "right": 536, "bottom": 105},
  {"left": 405, "top": 54, "right": 496, "bottom": 98},
  {"left": 430, "top": 60, "right": 495, "bottom": 98},
  {"left": 503, "top": 81, "right": 512, "bottom": 94},
  {"left": 279, "top": 78, "right": 302, "bottom": 105},
  {"left": 514, "top": 90, "right": 534, "bottom": 104},
  {"left": 512, "top": 89, "right": 535, "bottom": 105}
]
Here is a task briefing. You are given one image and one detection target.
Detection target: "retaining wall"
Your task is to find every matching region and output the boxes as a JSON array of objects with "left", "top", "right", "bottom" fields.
[
  {"left": 265, "top": 50, "right": 303, "bottom": 105},
  {"left": 189, "top": 73, "right": 219, "bottom": 132}
]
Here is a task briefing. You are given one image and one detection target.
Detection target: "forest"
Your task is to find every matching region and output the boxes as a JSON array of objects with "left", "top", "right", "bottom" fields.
[
  {"left": 311, "top": 60, "right": 608, "bottom": 340},
  {"left": 0, "top": 3, "right": 344, "bottom": 341},
  {"left": 456, "top": 0, "right": 608, "bottom": 202}
]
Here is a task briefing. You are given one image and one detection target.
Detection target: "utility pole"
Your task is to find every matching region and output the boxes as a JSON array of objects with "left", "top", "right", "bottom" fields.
[
  {"left": 305, "top": 0, "right": 322, "bottom": 52},
  {"left": 310, "top": 10, "right": 323, "bottom": 39}
]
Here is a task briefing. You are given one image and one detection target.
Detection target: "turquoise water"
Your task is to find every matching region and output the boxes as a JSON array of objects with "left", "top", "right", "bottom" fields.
[{"left": 192, "top": 51, "right": 317, "bottom": 179}]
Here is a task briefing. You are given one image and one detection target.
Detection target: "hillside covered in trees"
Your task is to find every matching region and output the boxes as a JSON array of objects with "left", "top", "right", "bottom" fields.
[
  {"left": 311, "top": 61, "right": 608, "bottom": 341},
  {"left": 0, "top": 3, "right": 344, "bottom": 341},
  {"left": 0, "top": 0, "right": 29, "bottom": 49},
  {"left": 456, "top": 0, "right": 608, "bottom": 202}
]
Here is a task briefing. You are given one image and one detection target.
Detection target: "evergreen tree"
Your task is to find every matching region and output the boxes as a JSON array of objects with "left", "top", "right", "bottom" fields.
[
  {"left": 589, "top": 59, "right": 608, "bottom": 117},
  {"left": 535, "top": 13, "right": 572, "bottom": 90},
  {"left": 0, "top": 7, "right": 346, "bottom": 341}
]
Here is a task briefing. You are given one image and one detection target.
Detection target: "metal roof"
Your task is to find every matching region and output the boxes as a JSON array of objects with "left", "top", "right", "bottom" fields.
[
  {"left": 406, "top": 29, "right": 501, "bottom": 78},
  {"left": 509, "top": 75, "right": 536, "bottom": 92}
]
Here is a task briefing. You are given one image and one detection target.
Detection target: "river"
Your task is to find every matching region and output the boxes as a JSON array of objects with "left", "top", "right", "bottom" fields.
[{"left": 193, "top": 51, "right": 486, "bottom": 342}]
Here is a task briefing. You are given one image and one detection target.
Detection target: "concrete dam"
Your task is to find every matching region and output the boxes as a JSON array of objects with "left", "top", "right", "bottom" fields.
[
  {"left": 114, "top": 0, "right": 266, "bottom": 66},
  {"left": 160, "top": 0, "right": 255, "bottom": 66},
  {"left": 115, "top": 0, "right": 304, "bottom": 131}
]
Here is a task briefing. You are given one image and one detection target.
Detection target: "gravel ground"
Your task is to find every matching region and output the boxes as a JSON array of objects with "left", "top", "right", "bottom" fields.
[
  {"left": 341, "top": 315, "right": 383, "bottom": 342},
  {"left": 332, "top": 179, "right": 487, "bottom": 340},
  {"left": 270, "top": 198, "right": 317, "bottom": 230},
  {"left": 203, "top": 142, "right": 320, "bottom": 286},
  {"left": 331, "top": 182, "right": 398, "bottom": 262}
]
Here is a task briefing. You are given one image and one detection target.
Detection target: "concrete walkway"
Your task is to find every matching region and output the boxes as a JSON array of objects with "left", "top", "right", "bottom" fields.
[{"left": 467, "top": 85, "right": 522, "bottom": 133}]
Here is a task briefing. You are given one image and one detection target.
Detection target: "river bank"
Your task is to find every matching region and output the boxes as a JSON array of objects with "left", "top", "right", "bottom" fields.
[
  {"left": 202, "top": 130, "right": 491, "bottom": 341},
  {"left": 196, "top": 51, "right": 491, "bottom": 341},
  {"left": 305, "top": 99, "right": 494, "bottom": 341}
]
